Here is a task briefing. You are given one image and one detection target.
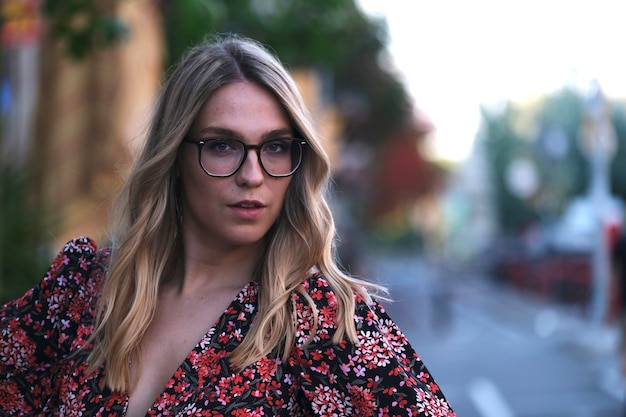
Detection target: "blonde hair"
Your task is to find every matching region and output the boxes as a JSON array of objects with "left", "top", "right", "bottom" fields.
[{"left": 88, "top": 34, "right": 385, "bottom": 391}]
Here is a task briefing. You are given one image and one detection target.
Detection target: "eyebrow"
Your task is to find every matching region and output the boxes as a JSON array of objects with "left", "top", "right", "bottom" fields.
[{"left": 197, "top": 126, "right": 294, "bottom": 140}]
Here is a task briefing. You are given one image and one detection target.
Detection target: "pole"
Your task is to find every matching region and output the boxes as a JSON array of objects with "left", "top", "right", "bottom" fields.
[
  {"left": 581, "top": 83, "right": 616, "bottom": 326},
  {"left": 589, "top": 150, "right": 611, "bottom": 325}
]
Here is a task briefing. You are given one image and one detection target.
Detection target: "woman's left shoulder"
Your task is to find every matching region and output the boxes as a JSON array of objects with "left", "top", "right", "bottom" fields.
[
  {"left": 289, "top": 274, "right": 457, "bottom": 416},
  {"left": 296, "top": 272, "right": 379, "bottom": 316},
  {"left": 288, "top": 273, "right": 340, "bottom": 344},
  {"left": 297, "top": 273, "right": 337, "bottom": 304},
  {"left": 292, "top": 273, "right": 383, "bottom": 343}
]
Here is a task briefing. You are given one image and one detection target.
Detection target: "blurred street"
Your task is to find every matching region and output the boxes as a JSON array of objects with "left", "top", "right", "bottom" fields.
[{"left": 368, "top": 254, "right": 624, "bottom": 417}]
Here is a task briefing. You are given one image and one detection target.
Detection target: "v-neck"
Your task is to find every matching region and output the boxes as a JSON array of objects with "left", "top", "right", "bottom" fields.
[{"left": 124, "top": 280, "right": 259, "bottom": 416}]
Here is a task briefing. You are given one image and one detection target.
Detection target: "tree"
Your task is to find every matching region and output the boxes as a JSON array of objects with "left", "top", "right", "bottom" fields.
[
  {"left": 159, "top": 0, "right": 413, "bottom": 149},
  {"left": 41, "top": 0, "right": 127, "bottom": 59},
  {"left": 0, "top": 0, "right": 128, "bottom": 302},
  {"left": 0, "top": 167, "right": 55, "bottom": 303},
  {"left": 480, "top": 87, "right": 626, "bottom": 234},
  {"left": 481, "top": 103, "right": 537, "bottom": 232}
]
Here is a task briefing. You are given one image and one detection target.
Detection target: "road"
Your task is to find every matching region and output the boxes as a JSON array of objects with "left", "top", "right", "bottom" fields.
[{"left": 366, "top": 254, "right": 624, "bottom": 417}]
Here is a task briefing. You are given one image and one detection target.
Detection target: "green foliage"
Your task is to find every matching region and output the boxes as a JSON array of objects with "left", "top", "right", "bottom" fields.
[
  {"left": 42, "top": 0, "right": 128, "bottom": 59},
  {"left": 481, "top": 104, "right": 537, "bottom": 231},
  {"left": 159, "top": 0, "right": 412, "bottom": 148},
  {"left": 0, "top": 168, "right": 53, "bottom": 303},
  {"left": 161, "top": 0, "right": 385, "bottom": 68},
  {"left": 481, "top": 88, "right": 626, "bottom": 233}
]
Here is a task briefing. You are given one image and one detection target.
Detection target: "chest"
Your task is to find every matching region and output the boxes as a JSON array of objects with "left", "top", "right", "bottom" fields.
[
  {"left": 125, "top": 309, "right": 215, "bottom": 416},
  {"left": 126, "top": 288, "right": 251, "bottom": 416},
  {"left": 55, "top": 282, "right": 299, "bottom": 415},
  {"left": 140, "top": 296, "right": 227, "bottom": 366},
  {"left": 56, "top": 335, "right": 301, "bottom": 416}
]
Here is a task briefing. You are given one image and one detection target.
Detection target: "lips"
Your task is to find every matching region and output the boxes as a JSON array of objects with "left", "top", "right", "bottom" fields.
[
  {"left": 237, "top": 202, "right": 261, "bottom": 208},
  {"left": 231, "top": 200, "right": 264, "bottom": 208},
  {"left": 229, "top": 200, "right": 265, "bottom": 220}
]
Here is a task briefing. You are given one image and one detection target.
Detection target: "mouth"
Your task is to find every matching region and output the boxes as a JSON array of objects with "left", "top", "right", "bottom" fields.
[
  {"left": 230, "top": 200, "right": 264, "bottom": 209},
  {"left": 228, "top": 200, "right": 266, "bottom": 220}
]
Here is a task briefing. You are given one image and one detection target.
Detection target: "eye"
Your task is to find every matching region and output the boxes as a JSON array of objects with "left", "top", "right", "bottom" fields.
[
  {"left": 204, "top": 138, "right": 240, "bottom": 155},
  {"left": 263, "top": 138, "right": 291, "bottom": 155}
]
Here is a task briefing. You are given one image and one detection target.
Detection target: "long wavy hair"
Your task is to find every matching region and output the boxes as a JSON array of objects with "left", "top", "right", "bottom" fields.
[{"left": 87, "top": 34, "right": 385, "bottom": 391}]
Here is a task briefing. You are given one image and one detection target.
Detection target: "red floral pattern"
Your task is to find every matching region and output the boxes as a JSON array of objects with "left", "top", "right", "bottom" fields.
[{"left": 0, "top": 237, "right": 456, "bottom": 416}]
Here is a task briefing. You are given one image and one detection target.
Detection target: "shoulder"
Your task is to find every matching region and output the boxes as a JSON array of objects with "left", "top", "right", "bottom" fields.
[
  {"left": 292, "top": 273, "right": 345, "bottom": 316},
  {"left": 291, "top": 273, "right": 375, "bottom": 345},
  {"left": 34, "top": 237, "right": 110, "bottom": 338},
  {"left": 295, "top": 273, "right": 339, "bottom": 306},
  {"left": 0, "top": 237, "right": 110, "bottom": 376},
  {"left": 46, "top": 237, "right": 110, "bottom": 295},
  {"left": 293, "top": 272, "right": 375, "bottom": 315},
  {"left": 61, "top": 236, "right": 99, "bottom": 255},
  {"left": 290, "top": 274, "right": 340, "bottom": 345},
  {"left": 54, "top": 236, "right": 107, "bottom": 268},
  {"left": 2, "top": 237, "right": 110, "bottom": 322},
  {"left": 290, "top": 273, "right": 407, "bottom": 349}
]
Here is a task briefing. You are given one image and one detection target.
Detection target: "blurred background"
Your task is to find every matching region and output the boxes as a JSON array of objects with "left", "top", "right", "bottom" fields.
[{"left": 2, "top": 0, "right": 626, "bottom": 415}]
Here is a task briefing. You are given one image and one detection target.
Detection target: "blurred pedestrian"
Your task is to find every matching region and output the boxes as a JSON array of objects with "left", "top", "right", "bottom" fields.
[{"left": 0, "top": 35, "right": 456, "bottom": 416}]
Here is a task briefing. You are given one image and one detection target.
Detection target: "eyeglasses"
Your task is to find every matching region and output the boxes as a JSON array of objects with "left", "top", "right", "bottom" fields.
[{"left": 183, "top": 137, "right": 306, "bottom": 178}]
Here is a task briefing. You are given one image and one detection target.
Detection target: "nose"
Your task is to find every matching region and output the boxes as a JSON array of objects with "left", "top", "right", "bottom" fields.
[{"left": 235, "top": 149, "right": 264, "bottom": 187}]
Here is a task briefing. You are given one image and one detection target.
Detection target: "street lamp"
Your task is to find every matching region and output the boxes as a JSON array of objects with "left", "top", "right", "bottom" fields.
[{"left": 579, "top": 81, "right": 617, "bottom": 326}]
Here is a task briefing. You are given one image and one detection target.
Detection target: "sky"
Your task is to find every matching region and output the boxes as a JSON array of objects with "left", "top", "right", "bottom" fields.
[{"left": 356, "top": 0, "right": 626, "bottom": 162}]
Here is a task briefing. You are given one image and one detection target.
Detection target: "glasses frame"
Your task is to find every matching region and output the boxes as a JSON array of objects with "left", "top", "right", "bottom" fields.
[{"left": 183, "top": 137, "right": 307, "bottom": 178}]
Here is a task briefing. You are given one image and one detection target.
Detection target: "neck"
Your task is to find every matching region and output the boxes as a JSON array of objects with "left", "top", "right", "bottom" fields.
[{"left": 176, "top": 237, "right": 265, "bottom": 296}]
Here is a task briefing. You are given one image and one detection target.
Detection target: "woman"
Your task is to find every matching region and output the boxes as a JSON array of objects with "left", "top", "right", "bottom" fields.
[{"left": 0, "top": 35, "right": 456, "bottom": 416}]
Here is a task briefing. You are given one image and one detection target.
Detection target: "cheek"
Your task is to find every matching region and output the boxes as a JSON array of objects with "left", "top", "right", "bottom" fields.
[
  {"left": 271, "top": 181, "right": 294, "bottom": 220},
  {"left": 275, "top": 179, "right": 292, "bottom": 205},
  {"left": 180, "top": 149, "right": 211, "bottom": 187},
  {"left": 179, "top": 146, "right": 197, "bottom": 168},
  {"left": 179, "top": 167, "right": 219, "bottom": 211}
]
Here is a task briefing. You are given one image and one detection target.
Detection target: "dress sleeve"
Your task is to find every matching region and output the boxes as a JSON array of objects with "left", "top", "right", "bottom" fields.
[
  {"left": 0, "top": 237, "right": 100, "bottom": 416},
  {"left": 288, "top": 275, "right": 456, "bottom": 417}
]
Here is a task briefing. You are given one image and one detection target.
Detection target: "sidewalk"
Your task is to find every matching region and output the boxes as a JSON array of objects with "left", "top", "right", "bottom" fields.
[{"left": 366, "top": 254, "right": 624, "bottom": 417}]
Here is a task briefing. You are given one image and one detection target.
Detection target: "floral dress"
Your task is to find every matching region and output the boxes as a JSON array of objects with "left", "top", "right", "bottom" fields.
[{"left": 0, "top": 237, "right": 456, "bottom": 416}]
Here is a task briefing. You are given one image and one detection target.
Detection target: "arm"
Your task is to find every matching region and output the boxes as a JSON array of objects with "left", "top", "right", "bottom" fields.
[
  {"left": 289, "top": 275, "right": 456, "bottom": 417},
  {"left": 0, "top": 237, "right": 102, "bottom": 416}
]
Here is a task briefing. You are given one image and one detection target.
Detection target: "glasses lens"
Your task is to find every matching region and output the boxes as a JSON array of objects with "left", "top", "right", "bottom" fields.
[
  {"left": 200, "top": 139, "right": 244, "bottom": 176},
  {"left": 260, "top": 139, "right": 302, "bottom": 177},
  {"left": 198, "top": 138, "right": 304, "bottom": 177}
]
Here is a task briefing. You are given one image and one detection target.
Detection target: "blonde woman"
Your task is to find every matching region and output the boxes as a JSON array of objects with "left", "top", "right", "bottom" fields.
[{"left": 0, "top": 35, "right": 456, "bottom": 416}]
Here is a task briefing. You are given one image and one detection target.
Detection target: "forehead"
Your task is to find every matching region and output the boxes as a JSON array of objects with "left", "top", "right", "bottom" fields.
[{"left": 191, "top": 81, "right": 292, "bottom": 139}]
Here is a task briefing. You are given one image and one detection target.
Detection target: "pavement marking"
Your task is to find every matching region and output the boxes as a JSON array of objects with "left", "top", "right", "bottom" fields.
[{"left": 468, "top": 377, "right": 515, "bottom": 417}]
